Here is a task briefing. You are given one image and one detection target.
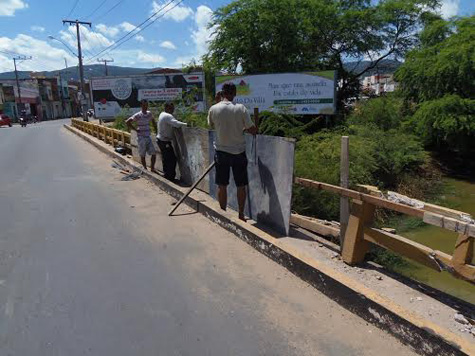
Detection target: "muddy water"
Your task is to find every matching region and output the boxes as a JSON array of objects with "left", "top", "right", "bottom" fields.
[{"left": 395, "top": 178, "right": 475, "bottom": 304}]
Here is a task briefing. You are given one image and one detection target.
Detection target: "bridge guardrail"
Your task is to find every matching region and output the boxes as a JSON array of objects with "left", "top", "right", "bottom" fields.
[
  {"left": 71, "top": 119, "right": 131, "bottom": 150},
  {"left": 295, "top": 177, "right": 475, "bottom": 284}
]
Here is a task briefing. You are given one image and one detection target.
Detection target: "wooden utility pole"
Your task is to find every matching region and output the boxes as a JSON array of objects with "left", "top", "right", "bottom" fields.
[
  {"left": 62, "top": 19, "right": 91, "bottom": 121},
  {"left": 97, "top": 58, "right": 113, "bottom": 76},
  {"left": 13, "top": 56, "right": 32, "bottom": 115},
  {"left": 340, "top": 136, "right": 350, "bottom": 247}
]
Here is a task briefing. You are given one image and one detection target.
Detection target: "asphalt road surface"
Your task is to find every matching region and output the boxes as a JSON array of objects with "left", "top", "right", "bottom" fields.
[{"left": 0, "top": 120, "right": 418, "bottom": 356}]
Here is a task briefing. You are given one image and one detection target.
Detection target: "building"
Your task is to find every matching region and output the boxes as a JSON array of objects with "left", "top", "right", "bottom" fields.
[
  {"left": 1, "top": 84, "right": 17, "bottom": 119},
  {"left": 361, "top": 73, "right": 397, "bottom": 96},
  {"left": 0, "top": 79, "right": 42, "bottom": 120}
]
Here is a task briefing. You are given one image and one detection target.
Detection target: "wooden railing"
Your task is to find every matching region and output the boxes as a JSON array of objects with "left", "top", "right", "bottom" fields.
[
  {"left": 71, "top": 119, "right": 131, "bottom": 149},
  {"left": 294, "top": 177, "right": 475, "bottom": 284}
]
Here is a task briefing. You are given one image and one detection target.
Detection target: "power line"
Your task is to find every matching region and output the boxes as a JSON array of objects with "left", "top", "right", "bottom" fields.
[
  {"left": 85, "top": 0, "right": 108, "bottom": 20},
  {"left": 66, "top": 0, "right": 81, "bottom": 18},
  {"left": 86, "top": 0, "right": 180, "bottom": 62},
  {"left": 92, "top": 0, "right": 125, "bottom": 22}
]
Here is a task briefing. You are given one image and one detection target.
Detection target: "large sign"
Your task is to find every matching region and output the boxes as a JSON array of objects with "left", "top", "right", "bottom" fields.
[
  {"left": 216, "top": 71, "right": 336, "bottom": 115},
  {"left": 91, "top": 73, "right": 205, "bottom": 119}
]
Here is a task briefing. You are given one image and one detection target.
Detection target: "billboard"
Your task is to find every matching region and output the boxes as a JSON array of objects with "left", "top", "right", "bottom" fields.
[
  {"left": 90, "top": 73, "right": 206, "bottom": 119},
  {"left": 216, "top": 71, "right": 336, "bottom": 115}
]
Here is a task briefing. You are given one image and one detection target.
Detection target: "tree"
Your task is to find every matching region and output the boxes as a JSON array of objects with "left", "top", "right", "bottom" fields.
[
  {"left": 396, "top": 15, "right": 475, "bottom": 154},
  {"left": 205, "top": 0, "right": 438, "bottom": 110}
]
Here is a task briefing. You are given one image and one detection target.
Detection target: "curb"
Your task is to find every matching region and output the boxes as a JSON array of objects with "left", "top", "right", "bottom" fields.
[{"left": 64, "top": 124, "right": 473, "bottom": 356}]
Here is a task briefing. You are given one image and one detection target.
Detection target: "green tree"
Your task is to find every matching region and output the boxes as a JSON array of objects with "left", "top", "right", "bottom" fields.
[
  {"left": 205, "top": 0, "right": 438, "bottom": 109},
  {"left": 395, "top": 15, "right": 475, "bottom": 154}
]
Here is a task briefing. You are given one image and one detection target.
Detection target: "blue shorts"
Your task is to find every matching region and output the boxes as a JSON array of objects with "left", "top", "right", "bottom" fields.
[{"left": 214, "top": 151, "right": 248, "bottom": 187}]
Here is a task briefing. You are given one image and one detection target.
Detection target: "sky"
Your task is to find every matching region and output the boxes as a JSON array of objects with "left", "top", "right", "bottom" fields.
[{"left": 0, "top": 0, "right": 474, "bottom": 73}]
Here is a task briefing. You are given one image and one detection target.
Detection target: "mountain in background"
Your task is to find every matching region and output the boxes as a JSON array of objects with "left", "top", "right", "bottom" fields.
[
  {"left": 0, "top": 59, "right": 401, "bottom": 81},
  {"left": 0, "top": 64, "right": 155, "bottom": 81},
  {"left": 343, "top": 59, "right": 402, "bottom": 77}
]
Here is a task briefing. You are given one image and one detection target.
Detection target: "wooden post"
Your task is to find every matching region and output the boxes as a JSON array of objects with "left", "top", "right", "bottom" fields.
[
  {"left": 341, "top": 200, "right": 375, "bottom": 265},
  {"left": 340, "top": 136, "right": 350, "bottom": 247},
  {"left": 452, "top": 234, "right": 475, "bottom": 281}
]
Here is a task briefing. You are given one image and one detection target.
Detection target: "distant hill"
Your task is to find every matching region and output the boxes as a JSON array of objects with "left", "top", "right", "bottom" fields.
[
  {"left": 0, "top": 60, "right": 401, "bottom": 81},
  {"left": 0, "top": 64, "right": 155, "bottom": 81},
  {"left": 344, "top": 59, "right": 402, "bottom": 77}
]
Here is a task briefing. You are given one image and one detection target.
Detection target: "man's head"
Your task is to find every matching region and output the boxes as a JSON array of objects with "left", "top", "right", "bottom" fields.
[
  {"left": 222, "top": 83, "right": 237, "bottom": 101},
  {"left": 164, "top": 102, "right": 175, "bottom": 114},
  {"left": 141, "top": 99, "right": 148, "bottom": 112},
  {"left": 215, "top": 90, "right": 224, "bottom": 104}
]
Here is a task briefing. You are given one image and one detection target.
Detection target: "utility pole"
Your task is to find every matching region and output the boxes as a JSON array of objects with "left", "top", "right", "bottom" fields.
[
  {"left": 13, "top": 56, "right": 32, "bottom": 117},
  {"left": 97, "top": 58, "right": 113, "bottom": 76},
  {"left": 62, "top": 19, "right": 91, "bottom": 121}
]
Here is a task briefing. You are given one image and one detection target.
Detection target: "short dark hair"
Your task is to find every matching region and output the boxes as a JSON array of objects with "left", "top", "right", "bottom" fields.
[
  {"left": 141, "top": 99, "right": 148, "bottom": 104},
  {"left": 222, "top": 83, "right": 236, "bottom": 95},
  {"left": 164, "top": 101, "right": 174, "bottom": 109}
]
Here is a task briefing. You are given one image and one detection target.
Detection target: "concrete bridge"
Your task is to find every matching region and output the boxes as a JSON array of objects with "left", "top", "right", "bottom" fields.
[{"left": 0, "top": 119, "right": 473, "bottom": 355}]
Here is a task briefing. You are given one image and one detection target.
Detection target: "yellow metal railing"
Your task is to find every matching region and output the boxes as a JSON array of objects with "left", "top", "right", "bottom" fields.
[{"left": 71, "top": 118, "right": 131, "bottom": 149}]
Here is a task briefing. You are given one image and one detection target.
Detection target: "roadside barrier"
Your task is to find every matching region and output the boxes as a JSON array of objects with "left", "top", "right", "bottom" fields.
[
  {"left": 71, "top": 118, "right": 131, "bottom": 149},
  {"left": 294, "top": 177, "right": 475, "bottom": 284}
]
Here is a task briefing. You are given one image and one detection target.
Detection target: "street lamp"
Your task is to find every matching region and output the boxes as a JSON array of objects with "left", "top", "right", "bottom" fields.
[{"left": 48, "top": 35, "right": 78, "bottom": 57}]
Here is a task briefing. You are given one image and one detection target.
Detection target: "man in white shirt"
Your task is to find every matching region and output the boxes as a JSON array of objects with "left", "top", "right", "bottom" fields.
[
  {"left": 156, "top": 102, "right": 187, "bottom": 180},
  {"left": 126, "top": 100, "right": 157, "bottom": 172},
  {"left": 208, "top": 83, "right": 257, "bottom": 221}
]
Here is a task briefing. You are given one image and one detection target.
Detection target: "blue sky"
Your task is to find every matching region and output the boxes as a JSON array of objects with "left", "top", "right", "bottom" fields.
[{"left": 0, "top": 0, "right": 474, "bottom": 73}]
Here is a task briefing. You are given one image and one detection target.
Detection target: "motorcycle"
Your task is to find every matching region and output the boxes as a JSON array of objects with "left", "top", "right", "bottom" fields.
[{"left": 19, "top": 117, "right": 27, "bottom": 127}]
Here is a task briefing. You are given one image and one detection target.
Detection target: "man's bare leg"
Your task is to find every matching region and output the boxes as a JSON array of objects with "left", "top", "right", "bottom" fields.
[
  {"left": 150, "top": 155, "right": 157, "bottom": 173},
  {"left": 218, "top": 185, "right": 227, "bottom": 210},
  {"left": 237, "top": 186, "right": 247, "bottom": 221},
  {"left": 140, "top": 156, "right": 147, "bottom": 170}
]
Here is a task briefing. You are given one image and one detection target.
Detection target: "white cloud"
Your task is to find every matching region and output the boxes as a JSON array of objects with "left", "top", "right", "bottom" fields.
[
  {"left": 191, "top": 5, "right": 215, "bottom": 57},
  {"left": 96, "top": 24, "right": 120, "bottom": 37},
  {"left": 0, "top": 34, "right": 77, "bottom": 72},
  {"left": 160, "top": 40, "right": 177, "bottom": 50},
  {"left": 0, "top": 0, "right": 28, "bottom": 16},
  {"left": 31, "top": 26, "right": 45, "bottom": 33},
  {"left": 151, "top": 1, "right": 193, "bottom": 22},
  {"left": 173, "top": 55, "right": 197, "bottom": 67},
  {"left": 120, "top": 22, "right": 137, "bottom": 32},
  {"left": 439, "top": 0, "right": 459, "bottom": 19},
  {"left": 135, "top": 35, "right": 145, "bottom": 42},
  {"left": 60, "top": 25, "right": 114, "bottom": 52},
  {"left": 137, "top": 51, "right": 165, "bottom": 64}
]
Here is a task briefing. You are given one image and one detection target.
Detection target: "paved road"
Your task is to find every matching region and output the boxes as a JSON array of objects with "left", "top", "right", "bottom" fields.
[{"left": 0, "top": 120, "right": 418, "bottom": 356}]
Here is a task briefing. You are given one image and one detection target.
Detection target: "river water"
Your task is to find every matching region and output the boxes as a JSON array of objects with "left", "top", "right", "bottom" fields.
[{"left": 395, "top": 178, "right": 475, "bottom": 304}]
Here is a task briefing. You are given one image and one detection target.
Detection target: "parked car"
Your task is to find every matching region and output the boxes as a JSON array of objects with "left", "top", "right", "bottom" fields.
[{"left": 0, "top": 114, "right": 12, "bottom": 127}]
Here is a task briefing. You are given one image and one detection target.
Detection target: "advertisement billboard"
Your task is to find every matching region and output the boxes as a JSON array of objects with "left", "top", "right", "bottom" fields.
[
  {"left": 215, "top": 71, "right": 336, "bottom": 115},
  {"left": 90, "top": 73, "right": 206, "bottom": 119}
]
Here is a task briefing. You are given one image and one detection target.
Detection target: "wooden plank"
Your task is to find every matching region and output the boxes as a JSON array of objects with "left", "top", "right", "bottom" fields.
[
  {"left": 341, "top": 200, "right": 375, "bottom": 264},
  {"left": 424, "top": 203, "right": 472, "bottom": 221},
  {"left": 295, "top": 178, "right": 425, "bottom": 218},
  {"left": 290, "top": 214, "right": 340, "bottom": 238},
  {"left": 364, "top": 227, "right": 450, "bottom": 271}
]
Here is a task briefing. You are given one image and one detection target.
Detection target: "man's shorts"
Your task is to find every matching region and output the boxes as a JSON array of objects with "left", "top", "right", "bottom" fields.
[
  {"left": 137, "top": 136, "right": 157, "bottom": 157},
  {"left": 214, "top": 150, "right": 248, "bottom": 187}
]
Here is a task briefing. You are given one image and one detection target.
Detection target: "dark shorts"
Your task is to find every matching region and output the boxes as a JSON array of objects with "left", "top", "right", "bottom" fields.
[{"left": 214, "top": 151, "right": 248, "bottom": 187}]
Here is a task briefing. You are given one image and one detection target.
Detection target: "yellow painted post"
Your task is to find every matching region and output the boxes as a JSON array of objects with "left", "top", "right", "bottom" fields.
[
  {"left": 452, "top": 234, "right": 475, "bottom": 281},
  {"left": 341, "top": 200, "right": 375, "bottom": 265}
]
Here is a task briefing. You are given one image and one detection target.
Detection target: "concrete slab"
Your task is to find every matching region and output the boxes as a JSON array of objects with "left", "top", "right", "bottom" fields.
[
  {"left": 173, "top": 127, "right": 211, "bottom": 193},
  {"left": 209, "top": 133, "right": 296, "bottom": 235}
]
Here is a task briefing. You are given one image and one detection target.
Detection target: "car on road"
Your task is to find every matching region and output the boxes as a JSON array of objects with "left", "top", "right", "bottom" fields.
[{"left": 0, "top": 114, "right": 12, "bottom": 127}]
